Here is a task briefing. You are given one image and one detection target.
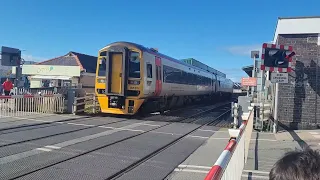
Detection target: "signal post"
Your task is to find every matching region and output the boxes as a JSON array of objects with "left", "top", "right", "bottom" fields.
[
  {"left": 260, "top": 43, "right": 295, "bottom": 133},
  {"left": 1, "top": 46, "right": 23, "bottom": 87}
]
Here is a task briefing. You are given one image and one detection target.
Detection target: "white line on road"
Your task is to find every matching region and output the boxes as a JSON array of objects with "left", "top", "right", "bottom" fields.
[
  {"left": 250, "top": 139, "right": 277, "bottom": 142},
  {"left": 0, "top": 122, "right": 144, "bottom": 165},
  {"left": 44, "top": 145, "right": 61, "bottom": 149},
  {"left": 187, "top": 135, "right": 210, "bottom": 139},
  {"left": 178, "top": 165, "right": 212, "bottom": 169},
  {"left": 137, "top": 123, "right": 160, "bottom": 127},
  {"left": 313, "top": 135, "right": 320, "bottom": 139},
  {"left": 67, "top": 123, "right": 95, "bottom": 127},
  {"left": 198, "top": 129, "right": 228, "bottom": 132},
  {"left": 36, "top": 148, "right": 52, "bottom": 152},
  {"left": 309, "top": 132, "right": 319, "bottom": 135},
  {"left": 173, "top": 168, "right": 209, "bottom": 174}
]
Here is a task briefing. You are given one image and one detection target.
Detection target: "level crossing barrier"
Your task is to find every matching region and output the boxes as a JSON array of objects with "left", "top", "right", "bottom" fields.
[
  {"left": 0, "top": 94, "right": 64, "bottom": 117},
  {"left": 204, "top": 106, "right": 254, "bottom": 180}
]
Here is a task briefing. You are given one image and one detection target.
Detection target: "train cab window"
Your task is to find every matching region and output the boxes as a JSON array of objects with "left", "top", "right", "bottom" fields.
[
  {"left": 129, "top": 51, "right": 140, "bottom": 78},
  {"left": 98, "top": 57, "right": 107, "bottom": 77},
  {"left": 147, "top": 64, "right": 152, "bottom": 78}
]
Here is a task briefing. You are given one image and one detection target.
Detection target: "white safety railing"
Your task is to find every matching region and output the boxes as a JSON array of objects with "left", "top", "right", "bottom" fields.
[
  {"left": 0, "top": 94, "right": 65, "bottom": 118},
  {"left": 204, "top": 107, "right": 254, "bottom": 180}
]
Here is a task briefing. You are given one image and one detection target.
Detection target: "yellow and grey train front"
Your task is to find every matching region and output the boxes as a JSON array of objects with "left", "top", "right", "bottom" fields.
[{"left": 95, "top": 42, "right": 145, "bottom": 115}]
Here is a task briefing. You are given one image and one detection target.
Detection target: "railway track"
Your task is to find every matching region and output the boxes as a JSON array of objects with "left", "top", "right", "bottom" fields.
[
  {"left": 107, "top": 104, "right": 231, "bottom": 180},
  {"left": 0, "top": 101, "right": 232, "bottom": 180}
]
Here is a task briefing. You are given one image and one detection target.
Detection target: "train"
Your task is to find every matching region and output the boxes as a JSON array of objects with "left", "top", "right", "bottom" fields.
[{"left": 95, "top": 42, "right": 234, "bottom": 115}]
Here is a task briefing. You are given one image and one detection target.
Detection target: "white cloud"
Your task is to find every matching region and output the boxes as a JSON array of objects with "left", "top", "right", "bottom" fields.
[
  {"left": 219, "top": 68, "right": 248, "bottom": 83},
  {"left": 225, "top": 44, "right": 262, "bottom": 56},
  {"left": 22, "top": 54, "right": 46, "bottom": 62}
]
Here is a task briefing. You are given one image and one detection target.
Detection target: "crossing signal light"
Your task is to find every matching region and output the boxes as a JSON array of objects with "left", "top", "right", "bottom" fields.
[
  {"left": 261, "top": 43, "right": 295, "bottom": 72},
  {"left": 264, "top": 49, "right": 295, "bottom": 68}
]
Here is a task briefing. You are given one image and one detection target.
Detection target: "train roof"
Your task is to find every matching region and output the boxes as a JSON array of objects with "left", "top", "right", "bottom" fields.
[{"left": 101, "top": 41, "right": 228, "bottom": 78}]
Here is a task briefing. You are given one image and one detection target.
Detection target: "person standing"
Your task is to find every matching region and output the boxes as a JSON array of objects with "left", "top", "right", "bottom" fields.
[{"left": 2, "top": 78, "right": 13, "bottom": 96}]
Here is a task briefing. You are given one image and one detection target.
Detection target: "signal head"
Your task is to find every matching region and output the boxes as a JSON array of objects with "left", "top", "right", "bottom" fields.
[{"left": 264, "top": 48, "right": 295, "bottom": 68}]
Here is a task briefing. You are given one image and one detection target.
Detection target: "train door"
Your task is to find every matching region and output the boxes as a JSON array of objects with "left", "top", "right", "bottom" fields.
[
  {"left": 105, "top": 47, "right": 127, "bottom": 97},
  {"left": 212, "top": 74, "right": 217, "bottom": 93},
  {"left": 155, "top": 56, "right": 162, "bottom": 96},
  {"left": 145, "top": 61, "right": 154, "bottom": 95},
  {"left": 110, "top": 53, "right": 123, "bottom": 94}
]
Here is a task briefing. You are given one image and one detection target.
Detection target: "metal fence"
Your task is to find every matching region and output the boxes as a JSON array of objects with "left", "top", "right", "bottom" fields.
[
  {"left": 7, "top": 85, "right": 83, "bottom": 95},
  {"left": 204, "top": 108, "right": 254, "bottom": 180},
  {"left": 72, "top": 93, "right": 99, "bottom": 115},
  {"left": 0, "top": 94, "right": 65, "bottom": 117}
]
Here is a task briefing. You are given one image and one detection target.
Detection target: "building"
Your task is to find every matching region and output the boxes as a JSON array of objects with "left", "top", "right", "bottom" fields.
[
  {"left": 273, "top": 16, "right": 320, "bottom": 130},
  {"left": 22, "top": 51, "right": 98, "bottom": 93},
  {"left": 0, "top": 57, "right": 36, "bottom": 84}
]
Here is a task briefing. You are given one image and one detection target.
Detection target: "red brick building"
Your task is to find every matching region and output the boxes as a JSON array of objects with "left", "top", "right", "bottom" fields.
[{"left": 273, "top": 16, "right": 320, "bottom": 130}]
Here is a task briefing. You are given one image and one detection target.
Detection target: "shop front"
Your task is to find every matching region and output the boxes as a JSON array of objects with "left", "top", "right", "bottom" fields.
[{"left": 21, "top": 65, "right": 80, "bottom": 88}]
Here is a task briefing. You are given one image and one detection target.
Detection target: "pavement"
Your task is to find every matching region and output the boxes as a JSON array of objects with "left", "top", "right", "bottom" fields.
[
  {"left": 241, "top": 130, "right": 320, "bottom": 180},
  {"left": 165, "top": 128, "right": 230, "bottom": 180}
]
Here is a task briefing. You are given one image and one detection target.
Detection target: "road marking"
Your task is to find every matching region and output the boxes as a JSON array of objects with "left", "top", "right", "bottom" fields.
[
  {"left": 173, "top": 168, "right": 209, "bottom": 174},
  {"left": 153, "top": 131, "right": 182, "bottom": 136},
  {"left": 44, "top": 145, "right": 61, "bottom": 149},
  {"left": 178, "top": 165, "right": 212, "bottom": 169},
  {"left": 67, "top": 123, "right": 95, "bottom": 127},
  {"left": 243, "top": 170, "right": 270, "bottom": 174},
  {"left": 36, "top": 148, "right": 52, "bottom": 152},
  {"left": 187, "top": 135, "right": 210, "bottom": 139},
  {"left": 137, "top": 123, "right": 160, "bottom": 127},
  {"left": 198, "top": 129, "right": 228, "bottom": 132},
  {"left": 313, "top": 135, "right": 320, "bottom": 139},
  {"left": 250, "top": 139, "right": 277, "bottom": 142},
  {"left": 0, "top": 123, "right": 144, "bottom": 165},
  {"left": 117, "top": 128, "right": 144, "bottom": 132},
  {"left": 309, "top": 132, "right": 319, "bottom": 135}
]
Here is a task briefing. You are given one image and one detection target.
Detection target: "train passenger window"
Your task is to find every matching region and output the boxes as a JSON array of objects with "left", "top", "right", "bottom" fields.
[
  {"left": 129, "top": 51, "right": 140, "bottom": 78},
  {"left": 147, "top": 64, "right": 152, "bottom": 78},
  {"left": 98, "top": 57, "right": 107, "bottom": 77}
]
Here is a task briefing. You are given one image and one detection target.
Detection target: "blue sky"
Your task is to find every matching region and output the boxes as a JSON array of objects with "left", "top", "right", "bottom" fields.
[{"left": 1, "top": 0, "right": 319, "bottom": 82}]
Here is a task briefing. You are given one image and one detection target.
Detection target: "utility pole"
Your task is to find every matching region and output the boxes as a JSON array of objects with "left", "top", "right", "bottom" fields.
[
  {"left": 251, "top": 51, "right": 259, "bottom": 101},
  {"left": 273, "top": 82, "right": 279, "bottom": 133}
]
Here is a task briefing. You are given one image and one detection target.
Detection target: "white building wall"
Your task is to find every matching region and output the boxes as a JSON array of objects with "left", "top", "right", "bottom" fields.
[{"left": 274, "top": 17, "right": 320, "bottom": 44}]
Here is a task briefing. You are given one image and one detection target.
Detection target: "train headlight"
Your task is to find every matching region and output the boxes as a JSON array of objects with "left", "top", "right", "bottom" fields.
[
  {"left": 97, "top": 78, "right": 106, "bottom": 83},
  {"left": 128, "top": 80, "right": 140, "bottom": 85}
]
